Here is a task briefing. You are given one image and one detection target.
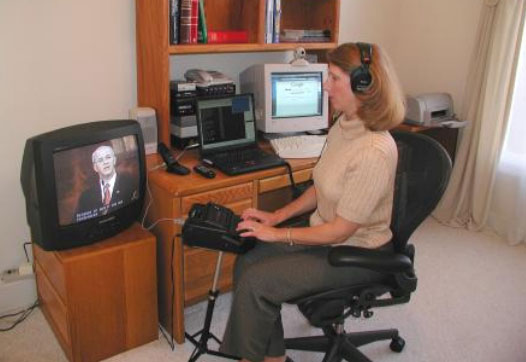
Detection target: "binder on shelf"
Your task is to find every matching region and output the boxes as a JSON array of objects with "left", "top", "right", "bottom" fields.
[
  {"left": 197, "top": 0, "right": 207, "bottom": 43},
  {"left": 207, "top": 30, "right": 249, "bottom": 44},
  {"left": 169, "top": 0, "right": 180, "bottom": 45},
  {"left": 273, "top": 0, "right": 281, "bottom": 43}
]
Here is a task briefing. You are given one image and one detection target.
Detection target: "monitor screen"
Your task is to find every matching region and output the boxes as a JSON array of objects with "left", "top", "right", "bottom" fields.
[
  {"left": 197, "top": 94, "right": 256, "bottom": 152},
  {"left": 271, "top": 72, "right": 324, "bottom": 119},
  {"left": 53, "top": 135, "right": 141, "bottom": 226}
]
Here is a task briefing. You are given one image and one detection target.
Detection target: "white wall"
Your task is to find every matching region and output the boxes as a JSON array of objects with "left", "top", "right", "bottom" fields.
[
  {"left": 0, "top": 0, "right": 136, "bottom": 312},
  {"left": 390, "top": 0, "right": 483, "bottom": 113},
  {"left": 0, "top": 0, "right": 483, "bottom": 311},
  {"left": 339, "top": 0, "right": 483, "bottom": 114}
]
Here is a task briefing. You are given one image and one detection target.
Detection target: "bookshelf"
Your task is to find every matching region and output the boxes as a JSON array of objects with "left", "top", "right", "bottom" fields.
[{"left": 136, "top": 0, "right": 341, "bottom": 146}]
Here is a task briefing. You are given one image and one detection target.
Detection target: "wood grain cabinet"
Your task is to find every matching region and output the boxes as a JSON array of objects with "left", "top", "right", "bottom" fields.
[
  {"left": 145, "top": 152, "right": 316, "bottom": 344},
  {"left": 135, "top": 0, "right": 341, "bottom": 146},
  {"left": 135, "top": 0, "right": 339, "bottom": 345},
  {"left": 33, "top": 223, "right": 158, "bottom": 362}
]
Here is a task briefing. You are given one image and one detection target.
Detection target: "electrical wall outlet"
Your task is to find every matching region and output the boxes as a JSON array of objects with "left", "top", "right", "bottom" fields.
[{"left": 1, "top": 263, "right": 34, "bottom": 283}]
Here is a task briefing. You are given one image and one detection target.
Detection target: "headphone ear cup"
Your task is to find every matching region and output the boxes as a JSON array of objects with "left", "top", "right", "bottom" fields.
[{"left": 350, "top": 66, "right": 372, "bottom": 93}]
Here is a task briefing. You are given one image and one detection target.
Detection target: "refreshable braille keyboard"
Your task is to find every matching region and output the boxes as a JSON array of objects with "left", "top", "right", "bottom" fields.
[{"left": 182, "top": 203, "right": 256, "bottom": 254}]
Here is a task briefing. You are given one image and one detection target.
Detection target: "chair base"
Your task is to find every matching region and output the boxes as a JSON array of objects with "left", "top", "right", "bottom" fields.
[{"left": 285, "top": 328, "right": 402, "bottom": 362}]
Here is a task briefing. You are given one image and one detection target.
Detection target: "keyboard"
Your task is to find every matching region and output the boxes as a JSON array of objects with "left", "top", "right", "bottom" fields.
[
  {"left": 270, "top": 135, "right": 327, "bottom": 158},
  {"left": 203, "top": 202, "right": 239, "bottom": 232},
  {"left": 182, "top": 203, "right": 256, "bottom": 254},
  {"left": 214, "top": 148, "right": 271, "bottom": 165}
]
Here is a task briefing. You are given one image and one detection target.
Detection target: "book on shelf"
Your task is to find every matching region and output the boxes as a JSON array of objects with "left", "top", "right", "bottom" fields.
[
  {"left": 179, "top": 0, "right": 198, "bottom": 44},
  {"left": 281, "top": 29, "right": 331, "bottom": 38},
  {"left": 190, "top": 0, "right": 198, "bottom": 43},
  {"left": 169, "top": 0, "right": 180, "bottom": 44},
  {"left": 179, "top": 0, "right": 191, "bottom": 43},
  {"left": 207, "top": 30, "right": 249, "bottom": 44},
  {"left": 197, "top": 0, "right": 207, "bottom": 43},
  {"left": 265, "top": 0, "right": 274, "bottom": 43},
  {"left": 272, "top": 0, "right": 281, "bottom": 43},
  {"left": 279, "top": 29, "right": 332, "bottom": 43}
]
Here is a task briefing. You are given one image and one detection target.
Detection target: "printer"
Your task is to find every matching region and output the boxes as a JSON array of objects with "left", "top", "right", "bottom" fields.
[{"left": 405, "top": 93, "right": 454, "bottom": 126}]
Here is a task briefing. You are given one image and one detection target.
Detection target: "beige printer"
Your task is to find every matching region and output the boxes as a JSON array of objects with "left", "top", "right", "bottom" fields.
[{"left": 405, "top": 93, "right": 454, "bottom": 126}]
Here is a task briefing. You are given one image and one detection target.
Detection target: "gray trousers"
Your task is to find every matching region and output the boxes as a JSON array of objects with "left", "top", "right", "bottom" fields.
[{"left": 219, "top": 241, "right": 390, "bottom": 362}]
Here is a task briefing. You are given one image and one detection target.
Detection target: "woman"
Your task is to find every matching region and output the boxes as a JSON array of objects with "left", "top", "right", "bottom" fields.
[{"left": 219, "top": 42, "right": 405, "bottom": 362}]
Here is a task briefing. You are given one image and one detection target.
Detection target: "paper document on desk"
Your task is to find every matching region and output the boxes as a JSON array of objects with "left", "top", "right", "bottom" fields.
[{"left": 270, "top": 135, "right": 327, "bottom": 158}]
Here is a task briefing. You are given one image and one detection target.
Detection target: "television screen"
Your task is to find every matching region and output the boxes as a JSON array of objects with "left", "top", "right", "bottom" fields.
[
  {"left": 53, "top": 136, "right": 141, "bottom": 226},
  {"left": 21, "top": 120, "right": 146, "bottom": 251},
  {"left": 271, "top": 72, "right": 323, "bottom": 119}
]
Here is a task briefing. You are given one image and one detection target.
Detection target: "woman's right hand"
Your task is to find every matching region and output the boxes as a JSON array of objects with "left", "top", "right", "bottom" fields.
[{"left": 241, "top": 208, "right": 282, "bottom": 226}]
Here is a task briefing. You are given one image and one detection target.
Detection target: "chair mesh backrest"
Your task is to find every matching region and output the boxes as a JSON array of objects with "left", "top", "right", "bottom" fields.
[{"left": 390, "top": 131, "right": 452, "bottom": 253}]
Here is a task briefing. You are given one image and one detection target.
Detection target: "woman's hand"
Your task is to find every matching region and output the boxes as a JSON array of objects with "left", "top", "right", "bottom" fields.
[
  {"left": 240, "top": 208, "right": 282, "bottom": 226},
  {"left": 236, "top": 219, "right": 283, "bottom": 242}
]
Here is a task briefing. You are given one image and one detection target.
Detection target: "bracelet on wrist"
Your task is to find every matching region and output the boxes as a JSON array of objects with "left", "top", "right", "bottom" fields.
[{"left": 286, "top": 227, "right": 294, "bottom": 246}]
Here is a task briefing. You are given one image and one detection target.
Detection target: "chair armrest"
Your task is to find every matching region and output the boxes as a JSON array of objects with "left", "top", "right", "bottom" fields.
[{"left": 328, "top": 245, "right": 413, "bottom": 273}]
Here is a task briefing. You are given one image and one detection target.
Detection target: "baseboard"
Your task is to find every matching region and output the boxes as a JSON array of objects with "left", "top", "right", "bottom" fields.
[{"left": 0, "top": 278, "right": 37, "bottom": 314}]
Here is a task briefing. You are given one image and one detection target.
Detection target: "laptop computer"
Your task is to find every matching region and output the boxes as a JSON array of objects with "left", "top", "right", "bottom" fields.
[{"left": 196, "top": 93, "right": 285, "bottom": 176}]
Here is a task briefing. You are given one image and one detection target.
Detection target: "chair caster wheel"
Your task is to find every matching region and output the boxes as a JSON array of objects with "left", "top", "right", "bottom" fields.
[{"left": 390, "top": 336, "right": 405, "bottom": 352}]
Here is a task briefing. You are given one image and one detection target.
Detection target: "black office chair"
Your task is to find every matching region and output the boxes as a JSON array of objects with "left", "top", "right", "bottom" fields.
[{"left": 284, "top": 131, "right": 452, "bottom": 362}]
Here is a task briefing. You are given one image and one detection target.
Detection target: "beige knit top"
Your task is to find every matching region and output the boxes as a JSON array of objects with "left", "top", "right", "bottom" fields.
[{"left": 310, "top": 115, "right": 398, "bottom": 248}]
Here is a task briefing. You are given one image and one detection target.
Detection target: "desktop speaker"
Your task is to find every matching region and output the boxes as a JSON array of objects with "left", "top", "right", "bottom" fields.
[{"left": 129, "top": 107, "right": 158, "bottom": 155}]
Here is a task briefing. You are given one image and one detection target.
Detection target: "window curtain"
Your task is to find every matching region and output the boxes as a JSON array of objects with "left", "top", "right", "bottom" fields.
[
  {"left": 488, "top": 26, "right": 526, "bottom": 245},
  {"left": 433, "top": 0, "right": 526, "bottom": 232}
]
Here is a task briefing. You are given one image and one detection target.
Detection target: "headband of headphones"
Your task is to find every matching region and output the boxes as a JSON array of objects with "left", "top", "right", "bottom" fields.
[{"left": 350, "top": 42, "right": 373, "bottom": 93}]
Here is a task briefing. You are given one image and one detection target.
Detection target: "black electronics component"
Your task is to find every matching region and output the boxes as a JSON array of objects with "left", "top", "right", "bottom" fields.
[
  {"left": 182, "top": 203, "right": 256, "bottom": 254},
  {"left": 196, "top": 83, "right": 236, "bottom": 96},
  {"left": 158, "top": 142, "right": 190, "bottom": 175},
  {"left": 193, "top": 164, "right": 216, "bottom": 179}
]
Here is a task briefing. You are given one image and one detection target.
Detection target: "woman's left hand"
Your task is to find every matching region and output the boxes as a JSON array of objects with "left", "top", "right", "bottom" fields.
[{"left": 236, "top": 219, "right": 282, "bottom": 242}]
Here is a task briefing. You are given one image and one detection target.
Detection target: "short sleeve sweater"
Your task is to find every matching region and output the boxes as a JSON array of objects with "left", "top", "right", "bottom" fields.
[{"left": 310, "top": 115, "right": 398, "bottom": 248}]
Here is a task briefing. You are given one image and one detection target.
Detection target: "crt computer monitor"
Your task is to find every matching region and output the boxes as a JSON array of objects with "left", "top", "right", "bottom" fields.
[
  {"left": 239, "top": 63, "right": 329, "bottom": 134},
  {"left": 20, "top": 120, "right": 146, "bottom": 251}
]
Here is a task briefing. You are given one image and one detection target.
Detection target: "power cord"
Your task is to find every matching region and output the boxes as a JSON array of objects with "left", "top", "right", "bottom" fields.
[
  {"left": 22, "top": 242, "right": 32, "bottom": 262},
  {"left": 158, "top": 232, "right": 180, "bottom": 350},
  {"left": 175, "top": 142, "right": 200, "bottom": 162},
  {"left": 0, "top": 300, "right": 39, "bottom": 332}
]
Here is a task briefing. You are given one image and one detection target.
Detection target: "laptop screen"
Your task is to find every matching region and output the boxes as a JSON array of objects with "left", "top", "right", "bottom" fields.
[{"left": 196, "top": 94, "right": 257, "bottom": 153}]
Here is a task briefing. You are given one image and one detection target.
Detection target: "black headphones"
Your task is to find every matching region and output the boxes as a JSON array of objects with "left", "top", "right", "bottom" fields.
[{"left": 350, "top": 42, "right": 373, "bottom": 93}]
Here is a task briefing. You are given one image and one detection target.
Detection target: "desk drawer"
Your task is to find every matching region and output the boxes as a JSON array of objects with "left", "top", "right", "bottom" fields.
[
  {"left": 182, "top": 196, "right": 252, "bottom": 305},
  {"left": 183, "top": 248, "right": 236, "bottom": 305},
  {"left": 259, "top": 169, "right": 313, "bottom": 193},
  {"left": 181, "top": 183, "right": 254, "bottom": 214}
]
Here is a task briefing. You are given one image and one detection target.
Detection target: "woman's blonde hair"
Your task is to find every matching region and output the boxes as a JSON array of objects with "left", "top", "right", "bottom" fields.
[{"left": 326, "top": 43, "right": 405, "bottom": 131}]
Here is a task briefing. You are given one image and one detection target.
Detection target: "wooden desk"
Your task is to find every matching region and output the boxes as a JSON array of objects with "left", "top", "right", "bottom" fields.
[
  {"left": 33, "top": 223, "right": 158, "bottom": 362},
  {"left": 145, "top": 149, "right": 317, "bottom": 343}
]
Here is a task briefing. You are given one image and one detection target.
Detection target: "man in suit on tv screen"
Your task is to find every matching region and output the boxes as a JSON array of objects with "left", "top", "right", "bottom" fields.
[{"left": 75, "top": 145, "right": 137, "bottom": 222}]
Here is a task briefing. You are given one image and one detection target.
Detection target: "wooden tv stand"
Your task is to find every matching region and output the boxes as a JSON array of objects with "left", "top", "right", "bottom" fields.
[
  {"left": 33, "top": 223, "right": 158, "bottom": 362},
  {"left": 145, "top": 147, "right": 316, "bottom": 344}
]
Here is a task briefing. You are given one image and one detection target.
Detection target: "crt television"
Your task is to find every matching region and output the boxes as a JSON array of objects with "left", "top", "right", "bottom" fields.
[
  {"left": 20, "top": 120, "right": 146, "bottom": 251},
  {"left": 239, "top": 63, "right": 329, "bottom": 134}
]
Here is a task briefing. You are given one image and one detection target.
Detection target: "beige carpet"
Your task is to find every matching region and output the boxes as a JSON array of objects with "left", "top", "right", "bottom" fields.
[{"left": 1, "top": 217, "right": 526, "bottom": 362}]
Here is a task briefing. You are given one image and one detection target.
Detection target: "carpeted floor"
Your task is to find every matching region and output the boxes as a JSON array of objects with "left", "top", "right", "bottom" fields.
[{"left": 1, "top": 217, "right": 526, "bottom": 362}]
